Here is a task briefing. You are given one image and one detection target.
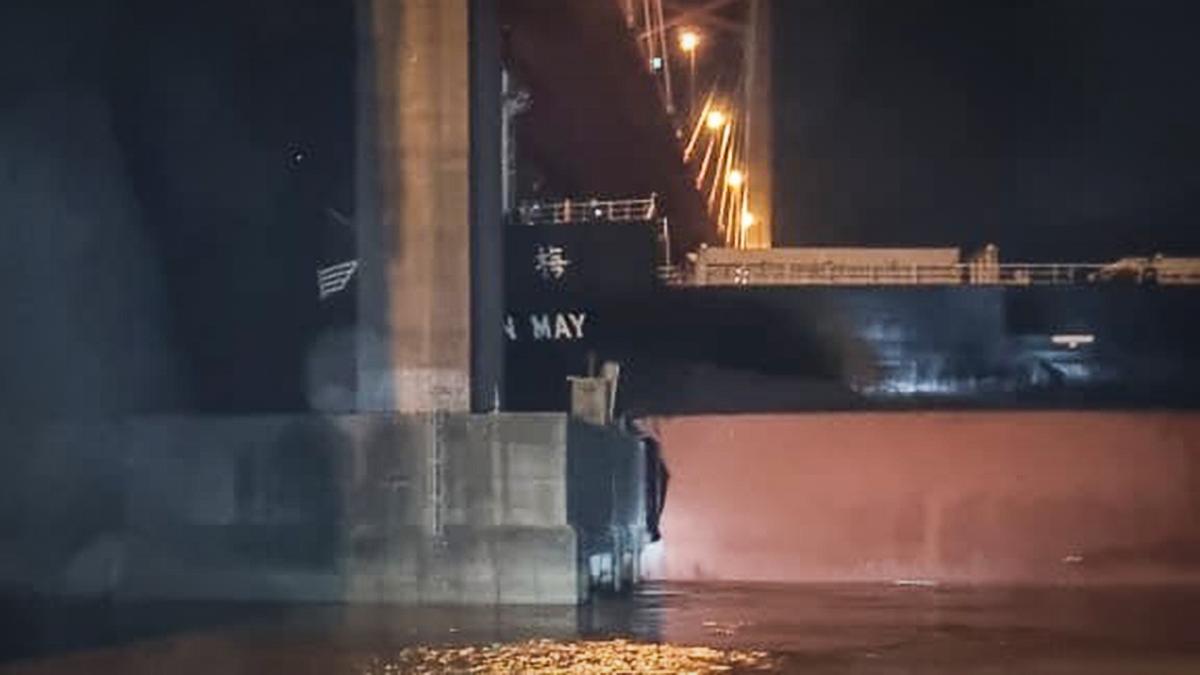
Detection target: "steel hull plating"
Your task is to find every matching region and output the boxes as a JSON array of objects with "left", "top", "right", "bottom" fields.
[
  {"left": 651, "top": 411, "right": 1200, "bottom": 584},
  {"left": 505, "top": 224, "right": 1200, "bottom": 414}
]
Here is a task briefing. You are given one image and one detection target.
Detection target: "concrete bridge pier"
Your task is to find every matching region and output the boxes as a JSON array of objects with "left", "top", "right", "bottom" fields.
[
  {"left": 335, "top": 0, "right": 645, "bottom": 603},
  {"left": 0, "top": 0, "right": 647, "bottom": 606},
  {"left": 354, "top": 0, "right": 494, "bottom": 412}
]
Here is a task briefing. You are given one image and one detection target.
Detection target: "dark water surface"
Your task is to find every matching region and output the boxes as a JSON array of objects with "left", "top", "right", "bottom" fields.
[{"left": 5, "top": 582, "right": 1200, "bottom": 673}]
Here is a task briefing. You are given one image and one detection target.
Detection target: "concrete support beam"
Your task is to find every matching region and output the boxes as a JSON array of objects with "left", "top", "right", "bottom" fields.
[
  {"left": 356, "top": 0, "right": 473, "bottom": 412},
  {"left": 744, "top": 0, "right": 773, "bottom": 249}
]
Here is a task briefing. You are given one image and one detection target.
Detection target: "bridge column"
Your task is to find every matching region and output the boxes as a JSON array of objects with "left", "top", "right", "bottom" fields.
[
  {"left": 355, "top": 0, "right": 502, "bottom": 412},
  {"left": 744, "top": 0, "right": 773, "bottom": 249}
]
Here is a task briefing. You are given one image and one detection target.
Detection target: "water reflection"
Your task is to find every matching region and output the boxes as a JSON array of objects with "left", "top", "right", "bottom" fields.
[
  {"left": 5, "top": 583, "right": 1200, "bottom": 674},
  {"left": 366, "top": 640, "right": 772, "bottom": 673}
]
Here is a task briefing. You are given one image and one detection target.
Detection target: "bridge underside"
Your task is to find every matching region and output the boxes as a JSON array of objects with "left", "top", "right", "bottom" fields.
[{"left": 502, "top": 0, "right": 712, "bottom": 255}]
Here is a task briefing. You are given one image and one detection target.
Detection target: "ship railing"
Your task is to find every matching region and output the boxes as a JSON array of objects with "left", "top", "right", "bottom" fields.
[
  {"left": 656, "top": 264, "right": 684, "bottom": 284},
  {"left": 991, "top": 263, "right": 1107, "bottom": 286},
  {"left": 677, "top": 262, "right": 1110, "bottom": 287},
  {"left": 516, "top": 195, "right": 658, "bottom": 225}
]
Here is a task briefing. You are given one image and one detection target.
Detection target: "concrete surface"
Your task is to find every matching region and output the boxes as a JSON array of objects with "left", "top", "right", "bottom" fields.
[
  {"left": 653, "top": 411, "right": 1200, "bottom": 584},
  {"left": 0, "top": 413, "right": 646, "bottom": 605},
  {"left": 355, "top": 0, "right": 473, "bottom": 412}
]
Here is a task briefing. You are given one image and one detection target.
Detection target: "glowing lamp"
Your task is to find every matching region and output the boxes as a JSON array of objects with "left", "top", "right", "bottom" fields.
[{"left": 679, "top": 30, "right": 700, "bottom": 52}]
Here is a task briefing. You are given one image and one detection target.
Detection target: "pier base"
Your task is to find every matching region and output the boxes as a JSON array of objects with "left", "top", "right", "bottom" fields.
[{"left": 1, "top": 414, "right": 646, "bottom": 605}]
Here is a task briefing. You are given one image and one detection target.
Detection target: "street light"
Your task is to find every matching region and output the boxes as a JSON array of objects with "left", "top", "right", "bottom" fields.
[
  {"left": 705, "top": 109, "right": 727, "bottom": 130},
  {"left": 679, "top": 29, "right": 700, "bottom": 116},
  {"left": 679, "top": 30, "right": 700, "bottom": 52},
  {"left": 741, "top": 211, "right": 756, "bottom": 230},
  {"left": 727, "top": 169, "right": 745, "bottom": 188}
]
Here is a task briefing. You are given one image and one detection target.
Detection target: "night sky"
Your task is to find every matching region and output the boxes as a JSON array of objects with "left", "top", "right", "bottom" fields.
[{"left": 772, "top": 0, "right": 1200, "bottom": 261}]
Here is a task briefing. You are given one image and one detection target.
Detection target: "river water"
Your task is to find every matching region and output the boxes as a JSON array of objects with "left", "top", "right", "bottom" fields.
[{"left": 5, "top": 582, "right": 1200, "bottom": 673}]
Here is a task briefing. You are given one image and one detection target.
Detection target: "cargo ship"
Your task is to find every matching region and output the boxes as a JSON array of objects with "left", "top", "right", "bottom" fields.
[
  {"left": 492, "top": 0, "right": 1200, "bottom": 416},
  {"left": 497, "top": 0, "right": 1200, "bottom": 587},
  {"left": 502, "top": 196, "right": 1200, "bottom": 415}
]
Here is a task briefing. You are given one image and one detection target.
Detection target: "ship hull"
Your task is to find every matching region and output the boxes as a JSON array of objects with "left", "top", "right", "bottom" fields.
[
  {"left": 505, "top": 223, "right": 1200, "bottom": 414},
  {"left": 650, "top": 411, "right": 1200, "bottom": 584}
]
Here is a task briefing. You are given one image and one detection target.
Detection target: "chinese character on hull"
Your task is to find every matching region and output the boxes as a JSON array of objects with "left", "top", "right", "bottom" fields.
[{"left": 534, "top": 245, "right": 571, "bottom": 281}]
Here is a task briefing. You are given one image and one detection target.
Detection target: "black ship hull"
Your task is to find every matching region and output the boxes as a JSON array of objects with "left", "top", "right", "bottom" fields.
[{"left": 505, "top": 223, "right": 1200, "bottom": 415}]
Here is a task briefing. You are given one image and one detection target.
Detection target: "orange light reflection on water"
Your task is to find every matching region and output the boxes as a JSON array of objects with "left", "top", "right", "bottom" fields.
[{"left": 362, "top": 639, "right": 774, "bottom": 674}]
